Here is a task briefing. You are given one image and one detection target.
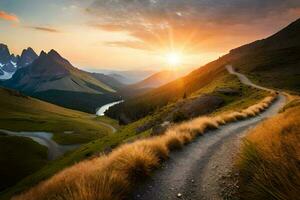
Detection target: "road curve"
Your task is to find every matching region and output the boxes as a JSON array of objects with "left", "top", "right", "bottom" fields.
[
  {"left": 95, "top": 120, "right": 117, "bottom": 133},
  {"left": 0, "top": 130, "right": 79, "bottom": 160},
  {"left": 226, "top": 65, "right": 274, "bottom": 92},
  {"left": 132, "top": 67, "right": 286, "bottom": 200}
]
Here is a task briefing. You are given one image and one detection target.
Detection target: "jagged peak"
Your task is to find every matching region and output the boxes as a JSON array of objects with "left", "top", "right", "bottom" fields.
[
  {"left": 0, "top": 43, "right": 8, "bottom": 48},
  {"left": 21, "top": 47, "right": 37, "bottom": 56},
  {"left": 39, "top": 50, "right": 47, "bottom": 57},
  {"left": 48, "top": 49, "right": 60, "bottom": 57}
]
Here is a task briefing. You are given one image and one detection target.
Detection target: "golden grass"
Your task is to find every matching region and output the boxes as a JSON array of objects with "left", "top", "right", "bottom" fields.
[
  {"left": 13, "top": 94, "right": 277, "bottom": 200},
  {"left": 237, "top": 102, "right": 300, "bottom": 200}
]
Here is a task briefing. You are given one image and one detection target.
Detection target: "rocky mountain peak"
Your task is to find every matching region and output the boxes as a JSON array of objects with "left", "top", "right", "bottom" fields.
[
  {"left": 0, "top": 43, "right": 11, "bottom": 64},
  {"left": 17, "top": 47, "right": 38, "bottom": 69}
]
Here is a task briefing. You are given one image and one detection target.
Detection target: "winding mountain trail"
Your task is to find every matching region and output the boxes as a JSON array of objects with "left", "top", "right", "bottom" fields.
[
  {"left": 132, "top": 66, "right": 286, "bottom": 200},
  {"left": 96, "top": 120, "right": 117, "bottom": 133},
  {"left": 226, "top": 65, "right": 274, "bottom": 92}
]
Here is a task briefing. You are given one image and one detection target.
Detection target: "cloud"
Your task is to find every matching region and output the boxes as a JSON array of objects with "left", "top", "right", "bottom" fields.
[
  {"left": 0, "top": 11, "right": 19, "bottom": 23},
  {"left": 105, "top": 40, "right": 151, "bottom": 51},
  {"left": 26, "top": 26, "right": 61, "bottom": 33},
  {"left": 87, "top": 0, "right": 300, "bottom": 53}
]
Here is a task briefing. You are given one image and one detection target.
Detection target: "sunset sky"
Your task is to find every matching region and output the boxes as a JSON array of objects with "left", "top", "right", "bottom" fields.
[{"left": 0, "top": 0, "right": 299, "bottom": 71}]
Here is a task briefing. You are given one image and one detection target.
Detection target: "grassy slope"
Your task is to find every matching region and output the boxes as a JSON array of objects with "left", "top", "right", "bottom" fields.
[
  {"left": 0, "top": 134, "right": 48, "bottom": 191},
  {"left": 9, "top": 94, "right": 277, "bottom": 200},
  {"left": 237, "top": 98, "right": 300, "bottom": 200},
  {"left": 0, "top": 88, "right": 116, "bottom": 145},
  {"left": 232, "top": 47, "right": 300, "bottom": 94},
  {"left": 0, "top": 117, "right": 150, "bottom": 200},
  {"left": 106, "top": 58, "right": 229, "bottom": 122},
  {"left": 144, "top": 71, "right": 268, "bottom": 126},
  {"left": 230, "top": 18, "right": 300, "bottom": 93},
  {"left": 0, "top": 72, "right": 268, "bottom": 200}
]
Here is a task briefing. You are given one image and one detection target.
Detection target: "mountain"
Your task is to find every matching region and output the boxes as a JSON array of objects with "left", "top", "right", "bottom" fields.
[
  {"left": 106, "top": 17, "right": 300, "bottom": 123},
  {"left": 128, "top": 70, "right": 181, "bottom": 89},
  {"left": 3, "top": 50, "right": 120, "bottom": 113},
  {"left": 0, "top": 44, "right": 18, "bottom": 80},
  {"left": 95, "top": 69, "right": 156, "bottom": 84},
  {"left": 17, "top": 47, "right": 38, "bottom": 69},
  {"left": 108, "top": 73, "right": 132, "bottom": 84},
  {"left": 89, "top": 72, "right": 124, "bottom": 90},
  {"left": 0, "top": 44, "right": 11, "bottom": 64},
  {"left": 115, "top": 70, "right": 182, "bottom": 98},
  {"left": 230, "top": 18, "right": 300, "bottom": 92},
  {"left": 0, "top": 44, "right": 38, "bottom": 80}
]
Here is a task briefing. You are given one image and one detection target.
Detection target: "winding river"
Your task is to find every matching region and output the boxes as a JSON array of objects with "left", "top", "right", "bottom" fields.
[
  {"left": 0, "top": 101, "right": 124, "bottom": 160},
  {"left": 96, "top": 100, "right": 124, "bottom": 116}
]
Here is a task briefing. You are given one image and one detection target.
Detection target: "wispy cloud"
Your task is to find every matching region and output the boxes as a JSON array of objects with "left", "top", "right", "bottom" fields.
[
  {"left": 105, "top": 40, "right": 151, "bottom": 51},
  {"left": 26, "top": 26, "right": 61, "bottom": 33},
  {"left": 87, "top": 0, "right": 300, "bottom": 52},
  {"left": 0, "top": 10, "right": 19, "bottom": 23}
]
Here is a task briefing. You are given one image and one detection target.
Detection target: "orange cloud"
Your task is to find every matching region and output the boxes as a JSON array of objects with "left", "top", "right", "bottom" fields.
[
  {"left": 0, "top": 11, "right": 19, "bottom": 23},
  {"left": 88, "top": 0, "right": 300, "bottom": 54}
]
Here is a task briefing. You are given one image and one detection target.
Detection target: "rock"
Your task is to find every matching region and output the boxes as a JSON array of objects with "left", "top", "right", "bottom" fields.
[
  {"left": 177, "top": 193, "right": 182, "bottom": 198},
  {"left": 173, "top": 94, "right": 224, "bottom": 121}
]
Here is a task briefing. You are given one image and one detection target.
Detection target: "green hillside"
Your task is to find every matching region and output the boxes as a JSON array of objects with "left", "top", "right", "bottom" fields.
[
  {"left": 229, "top": 18, "right": 300, "bottom": 93},
  {"left": 0, "top": 134, "right": 48, "bottom": 191},
  {"left": 0, "top": 87, "right": 120, "bottom": 193},
  {"left": 0, "top": 87, "right": 116, "bottom": 144}
]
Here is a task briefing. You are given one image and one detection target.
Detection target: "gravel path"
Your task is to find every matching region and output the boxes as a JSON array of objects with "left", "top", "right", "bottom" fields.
[{"left": 131, "top": 67, "right": 286, "bottom": 200}]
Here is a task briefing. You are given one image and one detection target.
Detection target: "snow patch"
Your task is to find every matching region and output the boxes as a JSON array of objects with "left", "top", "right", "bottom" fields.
[
  {"left": 0, "top": 63, "right": 4, "bottom": 68},
  {"left": 0, "top": 70, "right": 15, "bottom": 80},
  {"left": 10, "top": 61, "right": 17, "bottom": 68}
]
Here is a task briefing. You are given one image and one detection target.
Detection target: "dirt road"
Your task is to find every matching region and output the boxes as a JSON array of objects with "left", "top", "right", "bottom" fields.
[{"left": 132, "top": 66, "right": 286, "bottom": 200}]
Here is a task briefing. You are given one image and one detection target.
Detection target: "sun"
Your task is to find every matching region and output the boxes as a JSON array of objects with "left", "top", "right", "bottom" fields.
[{"left": 166, "top": 52, "right": 182, "bottom": 66}]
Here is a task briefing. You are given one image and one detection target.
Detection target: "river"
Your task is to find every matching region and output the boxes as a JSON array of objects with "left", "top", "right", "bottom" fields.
[{"left": 96, "top": 100, "right": 124, "bottom": 116}]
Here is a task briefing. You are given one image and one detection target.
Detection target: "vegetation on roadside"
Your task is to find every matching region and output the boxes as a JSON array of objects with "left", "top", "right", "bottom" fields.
[
  {"left": 237, "top": 101, "right": 300, "bottom": 200},
  {"left": 280, "top": 98, "right": 300, "bottom": 113},
  {"left": 0, "top": 134, "right": 48, "bottom": 191},
  {"left": 11, "top": 94, "right": 277, "bottom": 200}
]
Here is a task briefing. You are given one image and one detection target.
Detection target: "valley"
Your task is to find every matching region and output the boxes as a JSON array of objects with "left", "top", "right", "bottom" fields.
[{"left": 0, "top": 10, "right": 299, "bottom": 200}]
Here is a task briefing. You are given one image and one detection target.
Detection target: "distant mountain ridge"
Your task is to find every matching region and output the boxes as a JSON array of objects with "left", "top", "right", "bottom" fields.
[
  {"left": 116, "top": 70, "right": 182, "bottom": 98},
  {"left": 128, "top": 70, "right": 181, "bottom": 89},
  {"left": 1, "top": 48, "right": 121, "bottom": 113},
  {"left": 94, "top": 69, "right": 157, "bottom": 84}
]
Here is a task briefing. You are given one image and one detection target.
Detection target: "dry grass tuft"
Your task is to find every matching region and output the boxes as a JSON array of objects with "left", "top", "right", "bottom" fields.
[
  {"left": 13, "top": 94, "right": 278, "bottom": 200},
  {"left": 237, "top": 102, "right": 300, "bottom": 200}
]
